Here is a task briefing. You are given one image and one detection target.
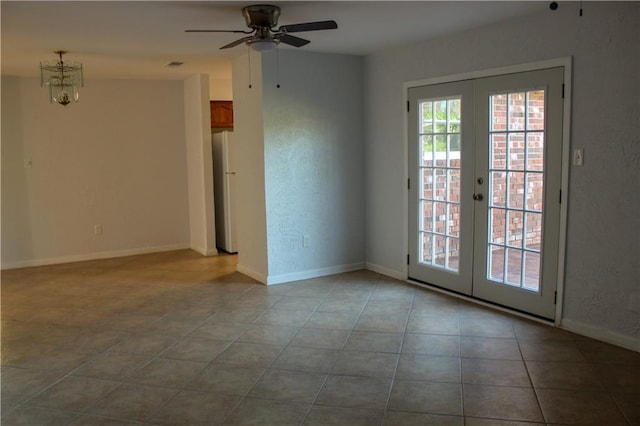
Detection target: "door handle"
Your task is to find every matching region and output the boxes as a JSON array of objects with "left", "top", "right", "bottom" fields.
[
  {"left": 473, "top": 193, "right": 484, "bottom": 201},
  {"left": 225, "top": 172, "right": 236, "bottom": 175}
]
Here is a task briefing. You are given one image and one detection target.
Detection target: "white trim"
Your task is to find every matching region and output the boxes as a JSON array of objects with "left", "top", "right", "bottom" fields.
[
  {"left": 266, "top": 262, "right": 366, "bottom": 285},
  {"left": 555, "top": 57, "right": 573, "bottom": 326},
  {"left": 403, "top": 57, "right": 572, "bottom": 324},
  {"left": 365, "top": 262, "right": 405, "bottom": 281},
  {"left": 236, "top": 263, "right": 268, "bottom": 284},
  {"left": 561, "top": 319, "right": 640, "bottom": 353},
  {"left": 0, "top": 243, "right": 190, "bottom": 270},
  {"left": 191, "top": 246, "right": 219, "bottom": 257}
]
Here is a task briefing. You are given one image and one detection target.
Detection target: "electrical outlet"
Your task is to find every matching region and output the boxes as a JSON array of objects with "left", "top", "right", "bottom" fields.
[
  {"left": 94, "top": 224, "right": 103, "bottom": 235},
  {"left": 573, "top": 149, "right": 584, "bottom": 166},
  {"left": 303, "top": 235, "right": 310, "bottom": 247}
]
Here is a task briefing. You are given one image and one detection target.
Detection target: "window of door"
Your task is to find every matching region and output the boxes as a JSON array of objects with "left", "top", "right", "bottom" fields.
[{"left": 408, "top": 67, "right": 565, "bottom": 320}]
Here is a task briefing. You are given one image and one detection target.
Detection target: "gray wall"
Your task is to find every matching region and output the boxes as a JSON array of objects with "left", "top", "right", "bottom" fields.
[
  {"left": 232, "top": 50, "right": 365, "bottom": 283},
  {"left": 364, "top": 2, "right": 639, "bottom": 344},
  {"left": 262, "top": 51, "right": 365, "bottom": 281}
]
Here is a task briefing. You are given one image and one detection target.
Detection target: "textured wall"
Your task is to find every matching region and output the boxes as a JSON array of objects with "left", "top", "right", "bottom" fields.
[
  {"left": 260, "top": 51, "right": 366, "bottom": 280},
  {"left": 1, "top": 77, "right": 190, "bottom": 267},
  {"left": 364, "top": 2, "right": 639, "bottom": 341}
]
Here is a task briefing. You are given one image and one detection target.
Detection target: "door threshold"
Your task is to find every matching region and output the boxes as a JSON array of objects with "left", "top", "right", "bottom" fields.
[{"left": 407, "top": 278, "right": 556, "bottom": 326}]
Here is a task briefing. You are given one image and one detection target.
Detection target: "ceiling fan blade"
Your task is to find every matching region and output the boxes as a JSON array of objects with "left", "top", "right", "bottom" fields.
[
  {"left": 279, "top": 20, "right": 338, "bottom": 33},
  {"left": 276, "top": 33, "right": 310, "bottom": 48},
  {"left": 220, "top": 36, "right": 253, "bottom": 49},
  {"left": 185, "top": 29, "right": 252, "bottom": 34}
]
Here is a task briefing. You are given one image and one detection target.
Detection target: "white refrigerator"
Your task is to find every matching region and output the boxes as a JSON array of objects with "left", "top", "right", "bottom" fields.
[{"left": 212, "top": 131, "right": 238, "bottom": 253}]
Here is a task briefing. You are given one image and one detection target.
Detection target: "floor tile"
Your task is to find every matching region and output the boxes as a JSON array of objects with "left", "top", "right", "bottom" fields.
[
  {"left": 160, "top": 336, "right": 231, "bottom": 362},
  {"left": 574, "top": 339, "right": 640, "bottom": 365},
  {"left": 187, "top": 362, "right": 264, "bottom": 395},
  {"left": 247, "top": 369, "right": 326, "bottom": 403},
  {"left": 27, "top": 376, "right": 121, "bottom": 412},
  {"left": 354, "top": 312, "right": 408, "bottom": 333},
  {"left": 106, "top": 333, "right": 178, "bottom": 356},
  {"left": 189, "top": 321, "right": 250, "bottom": 341},
  {"left": 0, "top": 368, "right": 63, "bottom": 405},
  {"left": 237, "top": 324, "right": 300, "bottom": 346},
  {"left": 459, "top": 318, "right": 515, "bottom": 338},
  {"left": 595, "top": 363, "right": 640, "bottom": 393},
  {"left": 460, "top": 337, "right": 522, "bottom": 360},
  {"left": 464, "top": 418, "right": 544, "bottom": 426},
  {"left": 406, "top": 314, "right": 459, "bottom": 335},
  {"left": 316, "top": 298, "right": 367, "bottom": 314},
  {"left": 215, "top": 341, "right": 284, "bottom": 368},
  {"left": 148, "top": 389, "right": 241, "bottom": 425},
  {"left": 208, "top": 308, "right": 265, "bottom": 324},
  {"left": 402, "top": 333, "right": 460, "bottom": 356},
  {"left": 272, "top": 346, "right": 340, "bottom": 373},
  {"left": 1, "top": 406, "right": 79, "bottom": 426},
  {"left": 462, "top": 384, "right": 543, "bottom": 422},
  {"left": 304, "top": 405, "right": 384, "bottom": 425},
  {"left": 315, "top": 375, "right": 392, "bottom": 410},
  {"left": 384, "top": 411, "right": 463, "bottom": 426},
  {"left": 461, "top": 358, "right": 530, "bottom": 387},
  {"left": 304, "top": 311, "right": 359, "bottom": 330},
  {"left": 396, "top": 355, "right": 460, "bottom": 383},
  {"left": 344, "top": 331, "right": 403, "bottom": 353},
  {"left": 526, "top": 361, "right": 603, "bottom": 390},
  {"left": 71, "top": 352, "right": 150, "bottom": 380},
  {"left": 290, "top": 327, "right": 350, "bottom": 349},
  {"left": 271, "top": 297, "right": 323, "bottom": 311},
  {"left": 387, "top": 380, "right": 462, "bottom": 415},
  {"left": 255, "top": 309, "right": 312, "bottom": 327},
  {"left": 126, "top": 358, "right": 206, "bottom": 388},
  {"left": 536, "top": 388, "right": 629, "bottom": 425},
  {"left": 612, "top": 392, "right": 640, "bottom": 425},
  {"left": 330, "top": 351, "right": 399, "bottom": 378},
  {"left": 518, "top": 339, "right": 586, "bottom": 362},
  {"left": 224, "top": 397, "right": 310, "bottom": 425},
  {"left": 86, "top": 382, "right": 177, "bottom": 422}
]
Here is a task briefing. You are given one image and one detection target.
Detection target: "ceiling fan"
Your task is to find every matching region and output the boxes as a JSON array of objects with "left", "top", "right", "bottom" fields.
[{"left": 185, "top": 4, "right": 338, "bottom": 51}]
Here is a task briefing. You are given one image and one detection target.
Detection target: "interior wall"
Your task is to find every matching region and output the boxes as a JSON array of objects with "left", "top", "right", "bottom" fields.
[
  {"left": 261, "top": 51, "right": 365, "bottom": 283},
  {"left": 183, "top": 74, "right": 216, "bottom": 256},
  {"left": 1, "top": 76, "right": 190, "bottom": 268},
  {"left": 231, "top": 53, "right": 269, "bottom": 282},
  {"left": 209, "top": 77, "right": 233, "bottom": 101},
  {"left": 364, "top": 2, "right": 639, "bottom": 346}
]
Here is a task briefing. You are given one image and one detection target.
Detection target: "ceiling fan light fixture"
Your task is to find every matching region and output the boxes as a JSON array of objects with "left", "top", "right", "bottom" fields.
[{"left": 247, "top": 39, "right": 279, "bottom": 52}]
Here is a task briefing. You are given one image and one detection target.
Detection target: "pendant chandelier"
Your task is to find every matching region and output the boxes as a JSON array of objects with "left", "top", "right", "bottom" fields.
[{"left": 40, "top": 50, "right": 84, "bottom": 106}]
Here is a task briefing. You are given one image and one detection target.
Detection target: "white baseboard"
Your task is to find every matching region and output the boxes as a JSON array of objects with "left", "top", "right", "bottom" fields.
[
  {"left": 236, "top": 263, "right": 268, "bottom": 284},
  {"left": 191, "top": 246, "right": 219, "bottom": 257},
  {"left": 1, "top": 243, "right": 191, "bottom": 270},
  {"left": 561, "top": 318, "right": 640, "bottom": 352},
  {"left": 365, "top": 262, "right": 405, "bottom": 281},
  {"left": 266, "top": 262, "right": 366, "bottom": 285}
]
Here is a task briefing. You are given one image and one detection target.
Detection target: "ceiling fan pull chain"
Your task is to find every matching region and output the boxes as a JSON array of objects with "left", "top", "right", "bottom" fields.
[
  {"left": 276, "top": 45, "right": 281, "bottom": 88},
  {"left": 247, "top": 44, "right": 252, "bottom": 89}
]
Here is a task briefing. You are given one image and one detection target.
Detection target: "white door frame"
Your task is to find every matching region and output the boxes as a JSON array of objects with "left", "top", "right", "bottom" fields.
[{"left": 402, "top": 57, "right": 572, "bottom": 325}]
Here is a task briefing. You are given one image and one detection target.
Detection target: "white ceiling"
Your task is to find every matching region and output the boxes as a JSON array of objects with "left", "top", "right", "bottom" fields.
[{"left": 1, "top": 1, "right": 545, "bottom": 80}]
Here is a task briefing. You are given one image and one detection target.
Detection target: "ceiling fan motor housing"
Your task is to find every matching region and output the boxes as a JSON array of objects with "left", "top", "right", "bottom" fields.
[{"left": 242, "top": 5, "right": 281, "bottom": 29}]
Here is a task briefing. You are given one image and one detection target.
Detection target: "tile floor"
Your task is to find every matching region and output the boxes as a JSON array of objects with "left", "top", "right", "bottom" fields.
[{"left": 1, "top": 250, "right": 638, "bottom": 425}]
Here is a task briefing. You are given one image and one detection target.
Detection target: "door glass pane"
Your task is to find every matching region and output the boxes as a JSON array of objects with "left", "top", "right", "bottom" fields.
[
  {"left": 486, "top": 89, "right": 546, "bottom": 292},
  {"left": 418, "top": 97, "right": 461, "bottom": 273}
]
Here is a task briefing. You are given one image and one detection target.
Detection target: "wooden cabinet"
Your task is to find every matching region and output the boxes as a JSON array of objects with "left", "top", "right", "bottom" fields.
[{"left": 210, "top": 101, "right": 233, "bottom": 128}]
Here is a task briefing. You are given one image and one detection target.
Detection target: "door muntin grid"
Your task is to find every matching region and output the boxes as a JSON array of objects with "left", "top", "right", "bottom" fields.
[
  {"left": 487, "top": 90, "right": 545, "bottom": 292},
  {"left": 418, "top": 97, "right": 461, "bottom": 272}
]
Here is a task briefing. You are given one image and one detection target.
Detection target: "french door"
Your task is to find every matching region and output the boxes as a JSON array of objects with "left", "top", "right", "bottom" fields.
[{"left": 408, "top": 67, "right": 564, "bottom": 319}]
